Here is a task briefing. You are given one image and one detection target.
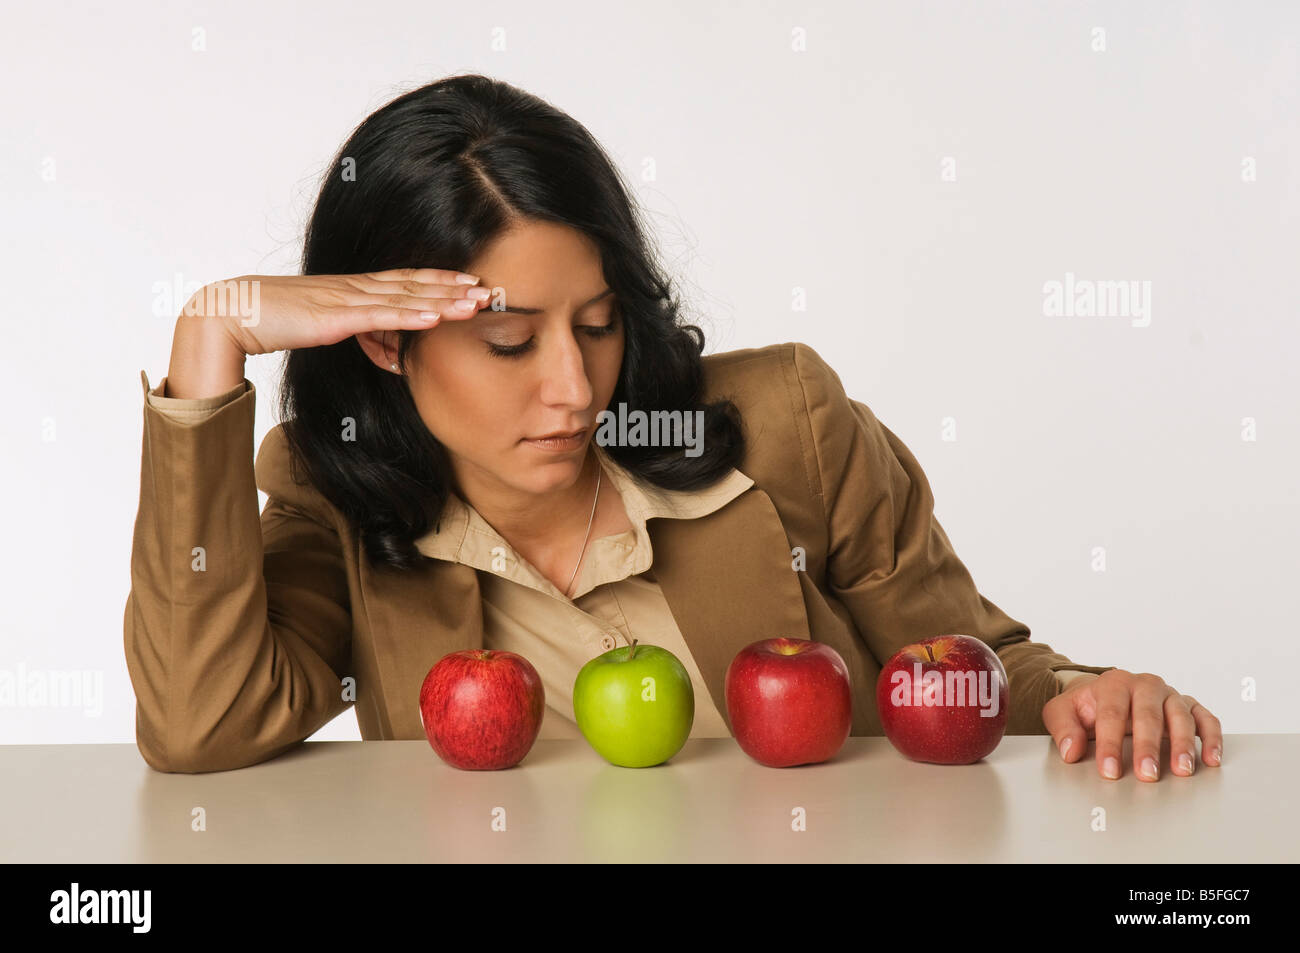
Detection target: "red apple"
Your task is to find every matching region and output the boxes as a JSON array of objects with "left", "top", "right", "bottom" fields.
[
  {"left": 419, "top": 649, "right": 545, "bottom": 770},
  {"left": 875, "top": 634, "right": 1008, "bottom": 764},
  {"left": 725, "top": 637, "right": 853, "bottom": 767}
]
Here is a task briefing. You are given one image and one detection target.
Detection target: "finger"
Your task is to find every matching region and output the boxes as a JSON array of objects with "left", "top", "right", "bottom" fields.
[
  {"left": 1041, "top": 688, "right": 1089, "bottom": 763},
  {"left": 361, "top": 291, "right": 490, "bottom": 319},
  {"left": 1092, "top": 676, "right": 1131, "bottom": 780},
  {"left": 340, "top": 274, "right": 495, "bottom": 319},
  {"left": 1129, "top": 675, "right": 1169, "bottom": 782},
  {"left": 332, "top": 304, "right": 450, "bottom": 335},
  {"left": 348, "top": 275, "right": 488, "bottom": 301},
  {"left": 1166, "top": 694, "right": 1198, "bottom": 776},
  {"left": 366, "top": 267, "right": 479, "bottom": 287},
  {"left": 1185, "top": 696, "right": 1223, "bottom": 767}
]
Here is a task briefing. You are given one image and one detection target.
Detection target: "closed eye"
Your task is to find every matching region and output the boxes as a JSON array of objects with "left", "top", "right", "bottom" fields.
[{"left": 485, "top": 317, "right": 619, "bottom": 360}]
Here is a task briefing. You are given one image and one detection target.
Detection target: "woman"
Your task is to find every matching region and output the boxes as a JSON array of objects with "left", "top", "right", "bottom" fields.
[{"left": 124, "top": 73, "right": 1222, "bottom": 780}]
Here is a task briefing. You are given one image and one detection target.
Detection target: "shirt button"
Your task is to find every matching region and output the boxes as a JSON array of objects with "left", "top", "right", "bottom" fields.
[{"left": 600, "top": 635, "right": 616, "bottom": 650}]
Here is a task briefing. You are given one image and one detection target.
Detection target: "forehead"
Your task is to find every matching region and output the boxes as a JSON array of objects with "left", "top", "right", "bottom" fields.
[{"left": 464, "top": 221, "right": 606, "bottom": 311}]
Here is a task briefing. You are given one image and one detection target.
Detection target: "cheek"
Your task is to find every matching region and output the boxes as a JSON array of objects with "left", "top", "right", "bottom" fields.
[
  {"left": 410, "top": 345, "right": 521, "bottom": 447},
  {"left": 595, "top": 340, "right": 625, "bottom": 401},
  {"left": 409, "top": 341, "right": 486, "bottom": 437}
]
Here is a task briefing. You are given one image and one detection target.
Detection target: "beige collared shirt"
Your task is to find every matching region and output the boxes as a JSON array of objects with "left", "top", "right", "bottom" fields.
[
  {"left": 411, "top": 441, "right": 753, "bottom": 739},
  {"left": 144, "top": 372, "right": 1089, "bottom": 741}
]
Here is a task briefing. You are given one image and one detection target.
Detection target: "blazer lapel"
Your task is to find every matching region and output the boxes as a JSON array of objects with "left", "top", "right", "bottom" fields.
[
  {"left": 360, "top": 557, "right": 485, "bottom": 738},
  {"left": 647, "top": 485, "right": 812, "bottom": 732}
]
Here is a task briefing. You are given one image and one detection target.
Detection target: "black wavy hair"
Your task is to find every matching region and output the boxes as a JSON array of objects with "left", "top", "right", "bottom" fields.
[{"left": 277, "top": 73, "right": 747, "bottom": 572}]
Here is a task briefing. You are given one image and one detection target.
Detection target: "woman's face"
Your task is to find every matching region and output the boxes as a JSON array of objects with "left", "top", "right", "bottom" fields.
[{"left": 405, "top": 220, "right": 625, "bottom": 500}]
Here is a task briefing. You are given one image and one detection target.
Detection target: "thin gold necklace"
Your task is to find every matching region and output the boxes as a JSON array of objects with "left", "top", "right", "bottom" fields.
[{"left": 563, "top": 453, "right": 601, "bottom": 598}]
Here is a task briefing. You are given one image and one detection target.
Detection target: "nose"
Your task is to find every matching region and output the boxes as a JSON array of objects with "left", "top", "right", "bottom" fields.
[{"left": 536, "top": 331, "right": 594, "bottom": 410}]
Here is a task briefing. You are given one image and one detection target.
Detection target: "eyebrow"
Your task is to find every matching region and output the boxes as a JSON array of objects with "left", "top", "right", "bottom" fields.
[{"left": 491, "top": 287, "right": 614, "bottom": 315}]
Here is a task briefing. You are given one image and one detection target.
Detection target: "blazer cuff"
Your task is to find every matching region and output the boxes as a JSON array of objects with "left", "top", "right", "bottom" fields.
[
  {"left": 141, "top": 369, "right": 252, "bottom": 424},
  {"left": 1052, "top": 662, "right": 1118, "bottom": 678}
]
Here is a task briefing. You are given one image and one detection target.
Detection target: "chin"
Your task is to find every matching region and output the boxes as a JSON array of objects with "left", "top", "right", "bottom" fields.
[{"left": 511, "top": 442, "right": 588, "bottom": 480}]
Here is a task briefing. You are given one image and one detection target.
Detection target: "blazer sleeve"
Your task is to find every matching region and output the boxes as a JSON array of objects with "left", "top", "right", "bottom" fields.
[
  {"left": 790, "top": 343, "right": 1116, "bottom": 735},
  {"left": 123, "top": 370, "right": 354, "bottom": 773}
]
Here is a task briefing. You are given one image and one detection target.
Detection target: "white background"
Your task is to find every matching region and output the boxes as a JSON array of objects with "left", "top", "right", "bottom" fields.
[{"left": 1, "top": 0, "right": 1296, "bottom": 744}]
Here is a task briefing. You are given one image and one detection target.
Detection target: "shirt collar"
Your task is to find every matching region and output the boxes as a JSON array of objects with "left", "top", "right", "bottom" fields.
[{"left": 413, "top": 442, "right": 754, "bottom": 572}]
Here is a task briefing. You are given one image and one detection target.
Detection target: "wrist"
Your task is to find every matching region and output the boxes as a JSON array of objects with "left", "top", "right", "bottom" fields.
[
  {"left": 167, "top": 313, "right": 247, "bottom": 400},
  {"left": 1056, "top": 670, "right": 1099, "bottom": 691}
]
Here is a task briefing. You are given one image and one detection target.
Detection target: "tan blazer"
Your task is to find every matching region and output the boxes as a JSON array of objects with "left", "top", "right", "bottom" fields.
[{"left": 124, "top": 341, "right": 1113, "bottom": 772}]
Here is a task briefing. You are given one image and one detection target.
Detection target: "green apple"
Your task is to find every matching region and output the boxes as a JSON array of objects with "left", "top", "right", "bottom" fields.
[{"left": 573, "top": 639, "right": 694, "bottom": 767}]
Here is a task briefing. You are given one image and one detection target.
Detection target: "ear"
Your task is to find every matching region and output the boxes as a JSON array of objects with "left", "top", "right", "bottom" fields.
[{"left": 355, "top": 329, "right": 403, "bottom": 374}]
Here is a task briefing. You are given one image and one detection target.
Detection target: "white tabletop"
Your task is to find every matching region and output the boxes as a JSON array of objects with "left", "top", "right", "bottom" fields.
[{"left": 3, "top": 734, "right": 1291, "bottom": 863}]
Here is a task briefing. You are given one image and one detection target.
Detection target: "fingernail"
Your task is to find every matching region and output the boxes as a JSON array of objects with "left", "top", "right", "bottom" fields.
[
  {"left": 1141, "top": 757, "right": 1159, "bottom": 780},
  {"left": 418, "top": 312, "right": 440, "bottom": 322},
  {"left": 455, "top": 273, "right": 479, "bottom": 284},
  {"left": 1104, "top": 757, "right": 1120, "bottom": 779},
  {"left": 1179, "top": 753, "right": 1194, "bottom": 775},
  {"left": 1059, "top": 737, "right": 1072, "bottom": 759},
  {"left": 1210, "top": 745, "right": 1222, "bottom": 765},
  {"left": 466, "top": 287, "right": 491, "bottom": 300},
  {"left": 452, "top": 299, "right": 476, "bottom": 311}
]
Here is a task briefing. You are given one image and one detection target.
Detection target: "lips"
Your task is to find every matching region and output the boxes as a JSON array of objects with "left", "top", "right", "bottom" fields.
[{"left": 526, "top": 428, "right": 586, "bottom": 441}]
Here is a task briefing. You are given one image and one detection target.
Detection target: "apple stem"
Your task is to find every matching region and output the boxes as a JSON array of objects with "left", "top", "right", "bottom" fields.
[
  {"left": 924, "top": 644, "right": 935, "bottom": 663},
  {"left": 629, "top": 638, "right": 638, "bottom": 659}
]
